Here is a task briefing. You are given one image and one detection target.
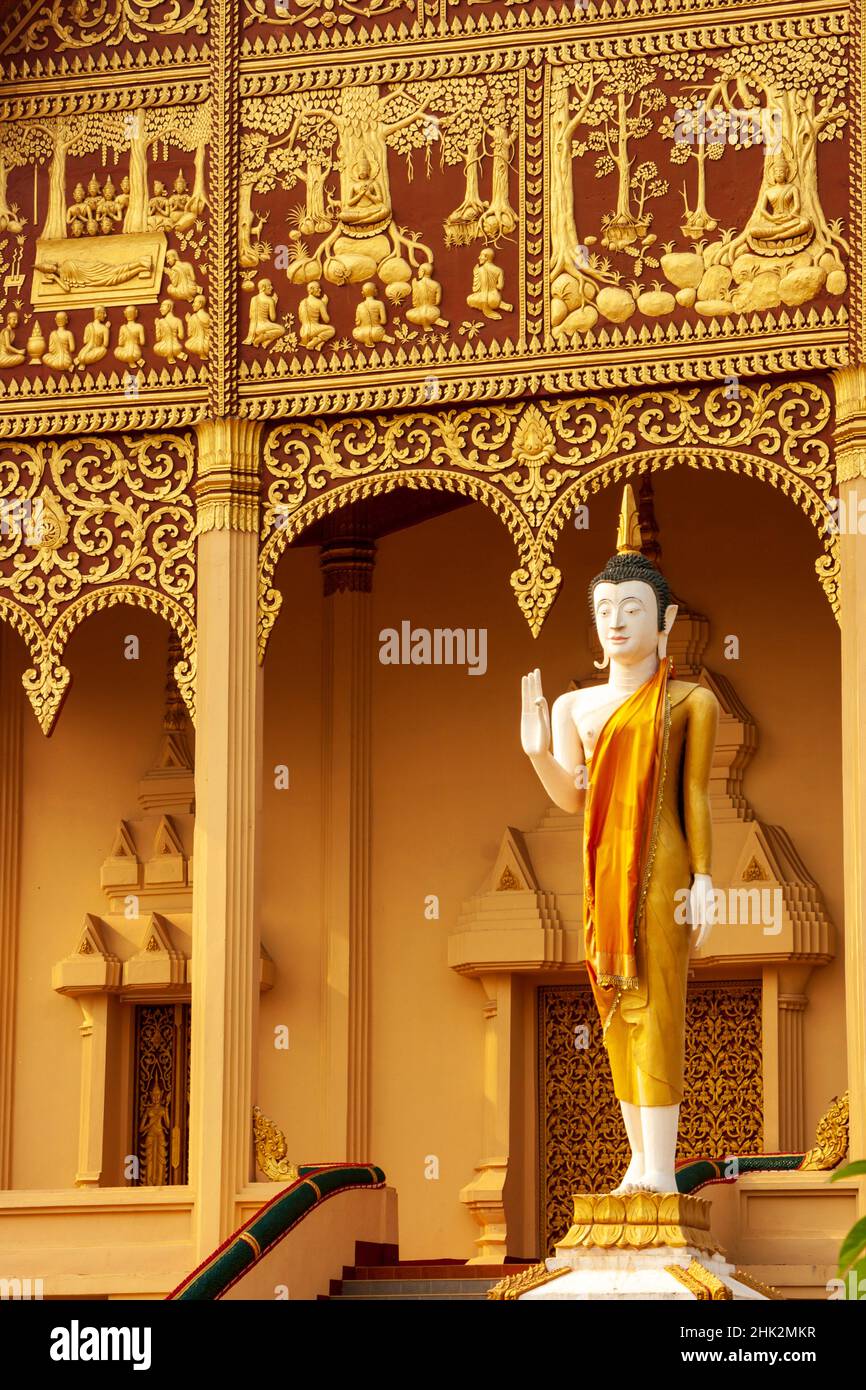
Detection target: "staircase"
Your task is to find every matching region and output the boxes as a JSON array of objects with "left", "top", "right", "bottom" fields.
[{"left": 326, "top": 1257, "right": 533, "bottom": 1300}]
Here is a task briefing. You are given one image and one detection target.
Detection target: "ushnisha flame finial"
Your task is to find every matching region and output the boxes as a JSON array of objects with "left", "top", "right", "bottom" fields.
[{"left": 616, "top": 483, "right": 643, "bottom": 556}]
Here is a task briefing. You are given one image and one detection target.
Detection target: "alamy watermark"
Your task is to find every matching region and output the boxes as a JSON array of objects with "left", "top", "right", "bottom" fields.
[
  {"left": 379, "top": 621, "right": 487, "bottom": 676},
  {"left": 671, "top": 100, "right": 782, "bottom": 152},
  {"left": 0, "top": 497, "right": 44, "bottom": 543},
  {"left": 674, "top": 885, "right": 783, "bottom": 936},
  {"left": 0, "top": 1276, "right": 43, "bottom": 1299},
  {"left": 821, "top": 490, "right": 866, "bottom": 536},
  {"left": 49, "top": 1320, "right": 151, "bottom": 1371}
]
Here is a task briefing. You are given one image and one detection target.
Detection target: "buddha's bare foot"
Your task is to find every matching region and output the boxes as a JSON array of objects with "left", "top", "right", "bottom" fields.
[
  {"left": 610, "top": 1162, "right": 644, "bottom": 1196},
  {"left": 636, "top": 1170, "right": 677, "bottom": 1194}
]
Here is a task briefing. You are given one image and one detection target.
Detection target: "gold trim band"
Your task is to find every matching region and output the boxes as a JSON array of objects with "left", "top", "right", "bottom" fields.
[{"left": 238, "top": 1231, "right": 262, "bottom": 1259}]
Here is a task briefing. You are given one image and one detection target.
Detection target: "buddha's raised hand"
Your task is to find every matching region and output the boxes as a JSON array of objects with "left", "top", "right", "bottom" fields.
[{"left": 520, "top": 668, "right": 551, "bottom": 758}]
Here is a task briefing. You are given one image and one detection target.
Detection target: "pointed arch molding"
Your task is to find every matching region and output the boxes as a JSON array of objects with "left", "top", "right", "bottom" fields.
[
  {"left": 0, "top": 432, "right": 197, "bottom": 735},
  {"left": 257, "top": 379, "right": 837, "bottom": 658}
]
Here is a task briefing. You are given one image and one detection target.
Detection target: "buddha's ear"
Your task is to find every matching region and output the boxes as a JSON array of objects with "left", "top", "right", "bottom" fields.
[{"left": 658, "top": 603, "right": 678, "bottom": 659}]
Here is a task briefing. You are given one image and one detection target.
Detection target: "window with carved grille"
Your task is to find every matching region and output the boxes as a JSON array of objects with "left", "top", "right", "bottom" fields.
[{"left": 131, "top": 1003, "right": 191, "bottom": 1186}]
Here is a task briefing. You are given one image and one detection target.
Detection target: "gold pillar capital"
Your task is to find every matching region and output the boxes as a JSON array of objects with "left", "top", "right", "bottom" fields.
[
  {"left": 831, "top": 366, "right": 866, "bottom": 483},
  {"left": 831, "top": 364, "right": 866, "bottom": 417},
  {"left": 194, "top": 418, "right": 264, "bottom": 534}
]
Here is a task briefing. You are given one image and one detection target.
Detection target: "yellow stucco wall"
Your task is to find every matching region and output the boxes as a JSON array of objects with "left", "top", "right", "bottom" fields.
[
  {"left": 255, "top": 467, "right": 843, "bottom": 1259},
  {"left": 4, "top": 469, "right": 844, "bottom": 1263},
  {"left": 11, "top": 607, "right": 171, "bottom": 1189}
]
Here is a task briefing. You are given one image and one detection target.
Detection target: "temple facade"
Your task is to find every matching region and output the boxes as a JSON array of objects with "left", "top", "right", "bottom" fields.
[{"left": 0, "top": 0, "right": 862, "bottom": 1300}]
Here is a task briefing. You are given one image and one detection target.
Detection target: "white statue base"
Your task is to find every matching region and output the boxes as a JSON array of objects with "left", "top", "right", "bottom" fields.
[{"left": 488, "top": 1191, "right": 782, "bottom": 1302}]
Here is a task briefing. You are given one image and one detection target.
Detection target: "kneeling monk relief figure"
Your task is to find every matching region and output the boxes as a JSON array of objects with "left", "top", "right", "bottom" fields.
[{"left": 521, "top": 485, "right": 719, "bottom": 1195}]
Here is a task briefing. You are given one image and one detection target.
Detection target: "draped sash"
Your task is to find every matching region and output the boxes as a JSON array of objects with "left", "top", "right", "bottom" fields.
[{"left": 583, "top": 660, "right": 669, "bottom": 1032}]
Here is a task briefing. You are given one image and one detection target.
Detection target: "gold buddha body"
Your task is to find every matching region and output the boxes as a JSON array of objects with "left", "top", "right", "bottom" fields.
[{"left": 521, "top": 486, "right": 719, "bottom": 1194}]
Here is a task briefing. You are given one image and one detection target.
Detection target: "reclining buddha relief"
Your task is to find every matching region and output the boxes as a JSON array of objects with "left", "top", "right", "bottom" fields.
[{"left": 0, "top": 100, "right": 210, "bottom": 390}]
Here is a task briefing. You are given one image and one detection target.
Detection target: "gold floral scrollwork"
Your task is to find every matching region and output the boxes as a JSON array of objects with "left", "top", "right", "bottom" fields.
[
  {"left": 258, "top": 380, "right": 836, "bottom": 658},
  {"left": 486, "top": 1262, "right": 569, "bottom": 1300},
  {"left": 665, "top": 1260, "right": 732, "bottom": 1301},
  {"left": 253, "top": 1105, "right": 299, "bottom": 1182},
  {"left": 241, "top": 0, "right": 413, "bottom": 32},
  {"left": 800, "top": 1091, "right": 849, "bottom": 1170},
  {"left": 9, "top": 0, "right": 209, "bottom": 52},
  {"left": 0, "top": 433, "right": 197, "bottom": 734},
  {"left": 257, "top": 405, "right": 561, "bottom": 657}
]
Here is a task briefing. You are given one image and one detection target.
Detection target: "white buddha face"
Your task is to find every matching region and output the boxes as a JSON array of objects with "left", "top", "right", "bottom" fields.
[{"left": 593, "top": 579, "right": 675, "bottom": 666}]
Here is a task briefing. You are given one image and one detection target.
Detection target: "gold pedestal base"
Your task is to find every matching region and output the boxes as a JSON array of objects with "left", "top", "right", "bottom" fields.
[
  {"left": 556, "top": 1189, "right": 722, "bottom": 1257},
  {"left": 488, "top": 1191, "right": 786, "bottom": 1300}
]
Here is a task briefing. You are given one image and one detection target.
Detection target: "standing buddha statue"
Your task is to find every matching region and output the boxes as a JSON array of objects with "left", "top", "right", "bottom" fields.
[{"left": 520, "top": 485, "right": 719, "bottom": 1194}]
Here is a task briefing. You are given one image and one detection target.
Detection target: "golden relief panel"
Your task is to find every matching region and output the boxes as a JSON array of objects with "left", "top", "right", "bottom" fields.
[
  {"left": 237, "top": 66, "right": 524, "bottom": 398},
  {"left": 257, "top": 378, "right": 837, "bottom": 654},
  {"left": 0, "top": 4, "right": 852, "bottom": 433},
  {"left": 236, "top": 12, "right": 849, "bottom": 418},
  {"left": 0, "top": 430, "right": 196, "bottom": 733},
  {"left": 538, "top": 982, "right": 762, "bottom": 1255},
  {"left": 0, "top": 2, "right": 853, "bottom": 433},
  {"left": 0, "top": 90, "right": 210, "bottom": 433}
]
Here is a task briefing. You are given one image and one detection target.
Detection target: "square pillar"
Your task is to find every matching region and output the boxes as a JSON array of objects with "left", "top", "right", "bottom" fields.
[
  {"left": 832, "top": 366, "right": 866, "bottom": 1192},
  {"left": 189, "top": 419, "right": 264, "bottom": 1255}
]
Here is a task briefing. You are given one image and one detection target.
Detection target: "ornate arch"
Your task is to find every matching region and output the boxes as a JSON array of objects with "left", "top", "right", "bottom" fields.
[
  {"left": 0, "top": 433, "right": 197, "bottom": 734},
  {"left": 257, "top": 380, "right": 837, "bottom": 658},
  {"left": 258, "top": 459, "right": 544, "bottom": 662}
]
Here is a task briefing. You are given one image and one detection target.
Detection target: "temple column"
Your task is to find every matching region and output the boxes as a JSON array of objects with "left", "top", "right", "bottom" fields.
[
  {"left": 832, "top": 366, "right": 866, "bottom": 1194},
  {"left": 74, "top": 997, "right": 111, "bottom": 1186},
  {"left": 459, "top": 973, "right": 512, "bottom": 1262},
  {"left": 777, "top": 966, "right": 811, "bottom": 1154},
  {"left": 189, "top": 419, "right": 264, "bottom": 1255},
  {"left": 0, "top": 627, "right": 23, "bottom": 1189},
  {"left": 761, "top": 967, "right": 780, "bottom": 1152},
  {"left": 319, "top": 522, "right": 376, "bottom": 1160}
]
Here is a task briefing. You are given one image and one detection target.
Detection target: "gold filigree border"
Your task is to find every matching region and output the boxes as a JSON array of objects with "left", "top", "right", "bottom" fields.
[
  {"left": 0, "top": 75, "right": 209, "bottom": 121},
  {"left": 239, "top": 334, "right": 847, "bottom": 423},
  {"left": 0, "top": 585, "right": 195, "bottom": 736},
  {"left": 257, "top": 382, "right": 838, "bottom": 658},
  {"left": 238, "top": 1, "right": 846, "bottom": 67},
  {"left": 0, "top": 431, "right": 197, "bottom": 733}
]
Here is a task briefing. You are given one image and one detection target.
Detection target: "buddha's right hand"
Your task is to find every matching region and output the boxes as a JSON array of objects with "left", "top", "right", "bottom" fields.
[{"left": 520, "top": 668, "right": 551, "bottom": 758}]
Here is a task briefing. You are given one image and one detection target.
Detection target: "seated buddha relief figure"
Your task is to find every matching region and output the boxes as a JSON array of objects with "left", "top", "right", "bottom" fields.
[
  {"left": 746, "top": 150, "right": 814, "bottom": 257},
  {"left": 520, "top": 486, "right": 719, "bottom": 1195},
  {"left": 339, "top": 154, "right": 390, "bottom": 234}
]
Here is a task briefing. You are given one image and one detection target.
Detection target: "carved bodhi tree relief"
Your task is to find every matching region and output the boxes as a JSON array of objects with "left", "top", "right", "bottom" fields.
[
  {"left": 240, "top": 77, "right": 519, "bottom": 354},
  {"left": 550, "top": 38, "right": 847, "bottom": 342}
]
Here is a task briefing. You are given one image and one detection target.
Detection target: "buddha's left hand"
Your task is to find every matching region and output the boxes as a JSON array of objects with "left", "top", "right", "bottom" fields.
[{"left": 689, "top": 873, "right": 715, "bottom": 954}]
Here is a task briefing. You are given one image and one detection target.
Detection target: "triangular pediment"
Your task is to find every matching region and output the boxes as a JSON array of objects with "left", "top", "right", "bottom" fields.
[
  {"left": 74, "top": 913, "right": 112, "bottom": 959},
  {"left": 731, "top": 825, "right": 782, "bottom": 886},
  {"left": 108, "top": 821, "right": 138, "bottom": 860},
  {"left": 487, "top": 827, "right": 537, "bottom": 894},
  {"left": 151, "top": 815, "right": 184, "bottom": 859},
  {"left": 137, "top": 912, "right": 180, "bottom": 959}
]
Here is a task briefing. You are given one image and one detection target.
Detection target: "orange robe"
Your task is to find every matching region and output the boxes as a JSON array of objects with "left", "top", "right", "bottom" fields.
[{"left": 584, "top": 664, "right": 718, "bottom": 1107}]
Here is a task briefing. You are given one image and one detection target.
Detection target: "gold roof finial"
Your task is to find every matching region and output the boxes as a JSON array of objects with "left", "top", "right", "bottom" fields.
[{"left": 616, "top": 483, "right": 643, "bottom": 555}]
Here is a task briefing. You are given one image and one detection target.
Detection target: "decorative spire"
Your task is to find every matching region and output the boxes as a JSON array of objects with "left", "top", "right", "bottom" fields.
[
  {"left": 637, "top": 475, "right": 663, "bottom": 568},
  {"left": 615, "top": 483, "right": 642, "bottom": 555}
]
